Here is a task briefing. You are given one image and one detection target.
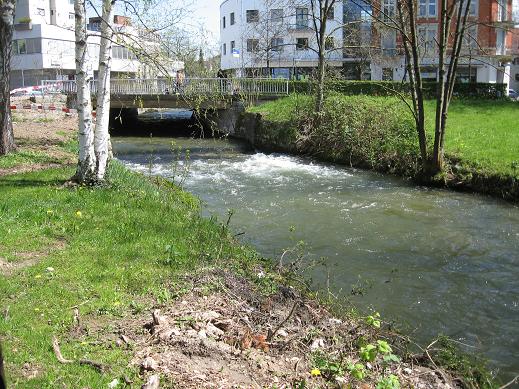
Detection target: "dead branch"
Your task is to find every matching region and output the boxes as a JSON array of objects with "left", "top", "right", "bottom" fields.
[
  {"left": 52, "top": 336, "right": 108, "bottom": 373},
  {"left": 52, "top": 336, "right": 74, "bottom": 364},
  {"left": 267, "top": 300, "right": 300, "bottom": 342}
]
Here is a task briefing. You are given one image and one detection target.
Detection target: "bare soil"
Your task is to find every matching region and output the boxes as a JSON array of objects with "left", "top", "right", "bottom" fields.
[
  {"left": 74, "top": 270, "right": 459, "bottom": 388},
  {"left": 0, "top": 109, "right": 77, "bottom": 176}
]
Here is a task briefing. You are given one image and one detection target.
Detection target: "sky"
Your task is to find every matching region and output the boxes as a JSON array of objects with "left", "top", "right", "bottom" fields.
[{"left": 192, "top": 0, "right": 221, "bottom": 40}]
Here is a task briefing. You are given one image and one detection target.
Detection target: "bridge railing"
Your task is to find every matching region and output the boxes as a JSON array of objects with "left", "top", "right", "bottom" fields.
[{"left": 41, "top": 78, "right": 289, "bottom": 96}]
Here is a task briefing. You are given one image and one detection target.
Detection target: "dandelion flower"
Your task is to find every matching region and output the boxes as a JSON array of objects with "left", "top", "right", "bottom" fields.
[
  {"left": 75, "top": 211, "right": 82, "bottom": 218},
  {"left": 47, "top": 210, "right": 54, "bottom": 215},
  {"left": 35, "top": 274, "right": 42, "bottom": 279},
  {"left": 311, "top": 368, "right": 321, "bottom": 377}
]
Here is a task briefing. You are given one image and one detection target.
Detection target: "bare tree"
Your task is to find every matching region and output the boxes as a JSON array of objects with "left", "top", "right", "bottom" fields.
[{"left": 0, "top": 0, "right": 16, "bottom": 155}]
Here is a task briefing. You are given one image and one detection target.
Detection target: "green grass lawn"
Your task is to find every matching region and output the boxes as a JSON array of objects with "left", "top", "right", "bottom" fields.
[
  {"left": 0, "top": 162, "right": 264, "bottom": 387},
  {"left": 250, "top": 96, "right": 519, "bottom": 178},
  {"left": 424, "top": 100, "right": 519, "bottom": 177}
]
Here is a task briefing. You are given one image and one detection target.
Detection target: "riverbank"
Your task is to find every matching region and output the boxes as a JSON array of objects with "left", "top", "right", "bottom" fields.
[
  {"left": 0, "top": 112, "right": 501, "bottom": 387},
  {"left": 245, "top": 95, "right": 519, "bottom": 202}
]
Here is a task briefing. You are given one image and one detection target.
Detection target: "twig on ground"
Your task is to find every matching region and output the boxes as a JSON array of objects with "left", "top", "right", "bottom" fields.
[
  {"left": 52, "top": 336, "right": 108, "bottom": 373},
  {"left": 52, "top": 336, "right": 73, "bottom": 364},
  {"left": 78, "top": 359, "right": 108, "bottom": 373},
  {"left": 267, "top": 300, "right": 300, "bottom": 342}
]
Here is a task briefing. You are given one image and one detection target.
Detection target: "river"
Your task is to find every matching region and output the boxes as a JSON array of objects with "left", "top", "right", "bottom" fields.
[{"left": 113, "top": 135, "right": 519, "bottom": 382}]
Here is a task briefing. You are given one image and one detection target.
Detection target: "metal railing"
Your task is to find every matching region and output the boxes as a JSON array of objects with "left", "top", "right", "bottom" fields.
[{"left": 40, "top": 78, "right": 289, "bottom": 97}]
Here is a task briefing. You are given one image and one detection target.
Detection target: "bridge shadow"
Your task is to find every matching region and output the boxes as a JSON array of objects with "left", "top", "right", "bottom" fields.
[{"left": 109, "top": 109, "right": 225, "bottom": 139}]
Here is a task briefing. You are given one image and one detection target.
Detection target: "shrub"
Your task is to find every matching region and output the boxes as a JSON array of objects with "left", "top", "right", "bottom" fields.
[
  {"left": 297, "top": 93, "right": 421, "bottom": 177},
  {"left": 287, "top": 80, "right": 507, "bottom": 99}
]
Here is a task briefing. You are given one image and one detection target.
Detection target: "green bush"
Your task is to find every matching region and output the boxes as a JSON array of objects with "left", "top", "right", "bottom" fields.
[{"left": 298, "top": 94, "right": 421, "bottom": 177}]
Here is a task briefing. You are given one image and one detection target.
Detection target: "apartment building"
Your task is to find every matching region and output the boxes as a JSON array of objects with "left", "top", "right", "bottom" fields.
[
  {"left": 10, "top": 0, "right": 183, "bottom": 89},
  {"left": 220, "top": 0, "right": 345, "bottom": 78},
  {"left": 220, "top": 0, "right": 519, "bottom": 90}
]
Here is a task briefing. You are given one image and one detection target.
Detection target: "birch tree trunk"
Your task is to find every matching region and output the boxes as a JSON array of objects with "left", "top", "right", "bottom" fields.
[
  {"left": 0, "top": 0, "right": 16, "bottom": 155},
  {"left": 94, "top": 0, "right": 115, "bottom": 181},
  {"left": 74, "top": 0, "right": 96, "bottom": 183}
]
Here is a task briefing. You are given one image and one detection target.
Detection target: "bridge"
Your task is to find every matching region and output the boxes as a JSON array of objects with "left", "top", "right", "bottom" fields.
[{"left": 41, "top": 78, "right": 290, "bottom": 109}]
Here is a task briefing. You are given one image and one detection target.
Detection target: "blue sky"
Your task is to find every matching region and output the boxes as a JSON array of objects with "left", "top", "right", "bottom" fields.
[{"left": 193, "top": 0, "right": 220, "bottom": 39}]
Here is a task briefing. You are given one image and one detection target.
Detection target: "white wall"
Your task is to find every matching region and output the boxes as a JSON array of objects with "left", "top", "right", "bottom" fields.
[{"left": 220, "top": 0, "right": 344, "bottom": 74}]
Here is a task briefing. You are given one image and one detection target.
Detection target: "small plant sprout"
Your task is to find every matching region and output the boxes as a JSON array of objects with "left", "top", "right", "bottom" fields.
[
  {"left": 360, "top": 344, "right": 378, "bottom": 362},
  {"left": 366, "top": 312, "right": 381, "bottom": 328},
  {"left": 347, "top": 362, "right": 366, "bottom": 380},
  {"left": 376, "top": 340, "right": 392, "bottom": 354},
  {"left": 376, "top": 374, "right": 401, "bottom": 389}
]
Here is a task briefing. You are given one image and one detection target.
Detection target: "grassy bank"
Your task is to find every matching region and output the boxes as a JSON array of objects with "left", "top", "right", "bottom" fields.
[
  {"left": 0, "top": 111, "right": 498, "bottom": 387},
  {"left": 248, "top": 94, "right": 519, "bottom": 201}
]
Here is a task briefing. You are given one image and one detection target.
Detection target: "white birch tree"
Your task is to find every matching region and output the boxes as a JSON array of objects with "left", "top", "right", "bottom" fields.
[
  {"left": 74, "top": 0, "right": 96, "bottom": 183},
  {"left": 0, "top": 0, "right": 17, "bottom": 155},
  {"left": 94, "top": 0, "right": 116, "bottom": 181}
]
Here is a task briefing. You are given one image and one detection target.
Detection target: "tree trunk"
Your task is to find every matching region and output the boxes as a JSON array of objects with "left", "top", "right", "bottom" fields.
[
  {"left": 74, "top": 0, "right": 96, "bottom": 183},
  {"left": 94, "top": 0, "right": 115, "bottom": 181},
  {"left": 406, "top": 0, "right": 427, "bottom": 165},
  {"left": 0, "top": 0, "right": 16, "bottom": 155}
]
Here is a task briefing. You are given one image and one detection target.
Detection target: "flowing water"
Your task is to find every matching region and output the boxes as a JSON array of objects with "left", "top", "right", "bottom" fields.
[{"left": 113, "top": 135, "right": 519, "bottom": 382}]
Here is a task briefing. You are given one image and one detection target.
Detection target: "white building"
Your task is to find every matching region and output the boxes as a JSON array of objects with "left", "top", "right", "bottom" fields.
[
  {"left": 10, "top": 0, "right": 183, "bottom": 89},
  {"left": 220, "top": 0, "right": 344, "bottom": 78},
  {"left": 220, "top": 0, "right": 519, "bottom": 91}
]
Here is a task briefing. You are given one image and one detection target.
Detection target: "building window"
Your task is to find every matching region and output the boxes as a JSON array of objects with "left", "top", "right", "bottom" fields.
[
  {"left": 16, "top": 39, "right": 27, "bottom": 54},
  {"left": 421, "top": 66, "right": 438, "bottom": 81},
  {"left": 418, "top": 25, "right": 437, "bottom": 56},
  {"left": 462, "top": 25, "right": 478, "bottom": 49},
  {"left": 37, "top": 8, "right": 45, "bottom": 16},
  {"left": 382, "top": 68, "right": 393, "bottom": 80},
  {"left": 296, "top": 37, "right": 309, "bottom": 50},
  {"left": 230, "top": 12, "right": 235, "bottom": 25},
  {"left": 223, "top": 43, "right": 226, "bottom": 55},
  {"left": 456, "top": 67, "right": 477, "bottom": 83},
  {"left": 247, "top": 39, "right": 259, "bottom": 52},
  {"left": 230, "top": 40, "right": 235, "bottom": 54},
  {"left": 327, "top": 6, "right": 335, "bottom": 19},
  {"left": 69, "top": 12, "right": 74, "bottom": 20},
  {"left": 296, "top": 7, "right": 309, "bottom": 29},
  {"left": 497, "top": 0, "right": 507, "bottom": 21},
  {"left": 13, "top": 38, "right": 41, "bottom": 54},
  {"left": 418, "top": 0, "right": 436, "bottom": 17},
  {"left": 381, "top": 30, "right": 397, "bottom": 55},
  {"left": 382, "top": 0, "right": 395, "bottom": 21},
  {"left": 222, "top": 16, "right": 226, "bottom": 28},
  {"left": 271, "top": 37, "right": 284, "bottom": 51},
  {"left": 469, "top": 0, "right": 478, "bottom": 16},
  {"left": 271, "top": 8, "right": 283, "bottom": 22},
  {"left": 496, "top": 28, "right": 506, "bottom": 54},
  {"left": 246, "top": 9, "right": 259, "bottom": 23},
  {"left": 325, "top": 36, "right": 335, "bottom": 50}
]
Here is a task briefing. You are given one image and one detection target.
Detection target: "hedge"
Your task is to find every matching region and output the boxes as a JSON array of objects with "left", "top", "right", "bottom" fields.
[{"left": 286, "top": 80, "right": 507, "bottom": 99}]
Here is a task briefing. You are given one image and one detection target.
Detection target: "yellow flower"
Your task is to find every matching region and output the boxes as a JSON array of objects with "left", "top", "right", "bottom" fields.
[
  {"left": 34, "top": 308, "right": 40, "bottom": 312},
  {"left": 75, "top": 211, "right": 82, "bottom": 218},
  {"left": 47, "top": 210, "right": 54, "bottom": 215},
  {"left": 35, "top": 274, "right": 42, "bottom": 279},
  {"left": 113, "top": 301, "right": 121, "bottom": 307},
  {"left": 311, "top": 368, "right": 321, "bottom": 377}
]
